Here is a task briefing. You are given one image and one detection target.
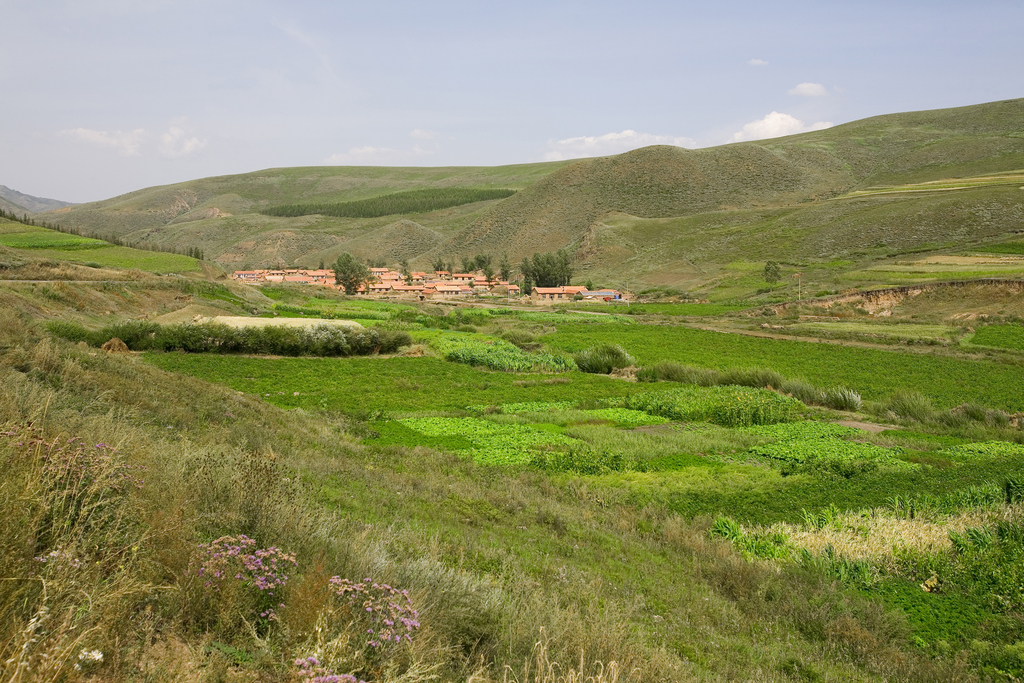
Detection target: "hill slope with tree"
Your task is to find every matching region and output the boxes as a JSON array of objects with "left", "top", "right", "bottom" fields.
[{"left": 38, "top": 98, "right": 1024, "bottom": 293}]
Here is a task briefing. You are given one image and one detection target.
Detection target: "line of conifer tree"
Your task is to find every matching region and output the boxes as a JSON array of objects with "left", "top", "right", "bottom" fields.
[{"left": 262, "top": 187, "right": 516, "bottom": 219}]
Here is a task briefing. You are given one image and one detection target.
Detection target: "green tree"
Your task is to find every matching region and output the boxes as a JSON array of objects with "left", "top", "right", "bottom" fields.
[
  {"left": 334, "top": 253, "right": 370, "bottom": 294},
  {"left": 473, "top": 254, "right": 492, "bottom": 271},
  {"left": 499, "top": 253, "right": 512, "bottom": 282},
  {"left": 763, "top": 261, "right": 781, "bottom": 290},
  {"left": 432, "top": 257, "right": 447, "bottom": 272},
  {"left": 520, "top": 249, "right": 574, "bottom": 288}
]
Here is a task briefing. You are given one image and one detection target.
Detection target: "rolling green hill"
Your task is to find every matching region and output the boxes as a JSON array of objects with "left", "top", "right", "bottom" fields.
[{"left": 42, "top": 98, "right": 1024, "bottom": 293}]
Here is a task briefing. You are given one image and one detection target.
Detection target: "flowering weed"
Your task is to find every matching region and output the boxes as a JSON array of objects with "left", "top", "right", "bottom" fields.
[
  {"left": 194, "top": 535, "right": 296, "bottom": 626},
  {"left": 328, "top": 577, "right": 420, "bottom": 650}
]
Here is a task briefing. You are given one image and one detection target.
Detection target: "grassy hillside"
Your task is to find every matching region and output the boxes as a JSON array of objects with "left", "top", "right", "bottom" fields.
[
  {"left": 0, "top": 184, "right": 75, "bottom": 214},
  {"left": 44, "top": 163, "right": 569, "bottom": 270},
  {"left": 40, "top": 98, "right": 1024, "bottom": 293},
  {"left": 451, "top": 99, "right": 1024, "bottom": 290}
]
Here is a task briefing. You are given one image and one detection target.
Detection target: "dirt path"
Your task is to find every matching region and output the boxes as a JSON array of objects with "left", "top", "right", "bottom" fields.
[{"left": 834, "top": 420, "right": 899, "bottom": 434}]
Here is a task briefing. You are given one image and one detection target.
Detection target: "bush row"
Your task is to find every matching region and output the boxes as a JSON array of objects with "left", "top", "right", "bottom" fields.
[
  {"left": 637, "top": 361, "right": 863, "bottom": 411},
  {"left": 48, "top": 320, "right": 411, "bottom": 357}
]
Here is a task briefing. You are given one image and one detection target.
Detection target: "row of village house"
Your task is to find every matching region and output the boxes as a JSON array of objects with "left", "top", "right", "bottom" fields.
[{"left": 231, "top": 268, "right": 624, "bottom": 302}]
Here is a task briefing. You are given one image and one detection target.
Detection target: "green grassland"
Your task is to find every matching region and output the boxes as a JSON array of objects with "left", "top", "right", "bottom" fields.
[
  {"left": 970, "top": 323, "right": 1024, "bottom": 351},
  {"left": 542, "top": 322, "right": 1024, "bottom": 411}
]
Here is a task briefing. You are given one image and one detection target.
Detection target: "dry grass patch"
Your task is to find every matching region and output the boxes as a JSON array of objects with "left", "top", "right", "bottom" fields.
[{"left": 763, "top": 504, "right": 1024, "bottom": 571}]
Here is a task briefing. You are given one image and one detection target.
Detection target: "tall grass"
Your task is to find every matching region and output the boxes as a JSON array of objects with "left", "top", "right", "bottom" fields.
[{"left": 572, "top": 344, "right": 635, "bottom": 374}]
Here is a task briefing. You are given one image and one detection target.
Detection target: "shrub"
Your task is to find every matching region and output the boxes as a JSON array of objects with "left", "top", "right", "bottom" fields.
[
  {"left": 779, "top": 377, "right": 826, "bottom": 405},
  {"left": 823, "top": 386, "right": 863, "bottom": 411},
  {"left": 500, "top": 329, "right": 536, "bottom": 348},
  {"left": 719, "top": 366, "right": 786, "bottom": 390},
  {"left": 46, "top": 320, "right": 94, "bottom": 344},
  {"left": 638, "top": 361, "right": 721, "bottom": 385},
  {"left": 328, "top": 577, "right": 420, "bottom": 650},
  {"left": 573, "top": 344, "right": 635, "bottom": 374},
  {"left": 49, "top": 320, "right": 411, "bottom": 357},
  {"left": 881, "top": 389, "right": 936, "bottom": 423}
]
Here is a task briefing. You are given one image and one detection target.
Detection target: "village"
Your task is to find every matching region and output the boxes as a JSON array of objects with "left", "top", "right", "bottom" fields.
[{"left": 231, "top": 267, "right": 626, "bottom": 303}]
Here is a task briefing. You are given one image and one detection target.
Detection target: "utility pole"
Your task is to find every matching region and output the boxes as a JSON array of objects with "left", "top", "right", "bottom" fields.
[{"left": 792, "top": 272, "right": 803, "bottom": 300}]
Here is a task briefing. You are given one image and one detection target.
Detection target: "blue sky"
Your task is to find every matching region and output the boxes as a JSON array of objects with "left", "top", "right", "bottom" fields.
[{"left": 2, "top": 0, "right": 1022, "bottom": 203}]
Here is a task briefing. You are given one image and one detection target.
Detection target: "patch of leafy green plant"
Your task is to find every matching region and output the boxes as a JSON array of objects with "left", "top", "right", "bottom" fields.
[
  {"left": 940, "top": 441, "right": 1024, "bottom": 462},
  {"left": 397, "top": 416, "right": 580, "bottom": 466},
  {"left": 429, "top": 333, "right": 575, "bottom": 372},
  {"left": 466, "top": 400, "right": 576, "bottom": 414},
  {"left": 0, "top": 231, "right": 108, "bottom": 250},
  {"left": 141, "top": 354, "right": 628, "bottom": 413},
  {"left": 709, "top": 516, "right": 792, "bottom": 560},
  {"left": 741, "top": 422, "right": 863, "bottom": 441},
  {"left": 366, "top": 420, "right": 474, "bottom": 451},
  {"left": 747, "top": 439, "right": 915, "bottom": 470}
]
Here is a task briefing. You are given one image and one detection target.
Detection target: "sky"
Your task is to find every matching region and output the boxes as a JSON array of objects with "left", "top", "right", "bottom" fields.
[{"left": 2, "top": 0, "right": 1022, "bottom": 204}]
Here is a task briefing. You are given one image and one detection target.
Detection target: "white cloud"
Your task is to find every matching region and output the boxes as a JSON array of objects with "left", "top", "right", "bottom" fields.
[
  {"left": 730, "top": 112, "right": 833, "bottom": 143},
  {"left": 410, "top": 128, "right": 436, "bottom": 140},
  {"left": 60, "top": 127, "right": 148, "bottom": 156},
  {"left": 324, "top": 146, "right": 399, "bottom": 165},
  {"left": 788, "top": 82, "right": 828, "bottom": 97},
  {"left": 748, "top": 58, "right": 769, "bottom": 66},
  {"left": 159, "top": 125, "right": 206, "bottom": 158},
  {"left": 325, "top": 141, "right": 438, "bottom": 165},
  {"left": 60, "top": 120, "right": 206, "bottom": 158},
  {"left": 543, "top": 130, "right": 697, "bottom": 161}
]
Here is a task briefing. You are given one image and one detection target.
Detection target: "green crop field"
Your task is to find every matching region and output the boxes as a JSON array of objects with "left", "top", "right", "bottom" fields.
[
  {"left": 969, "top": 323, "right": 1024, "bottom": 351},
  {"left": 0, "top": 228, "right": 107, "bottom": 250},
  {"left": 142, "top": 354, "right": 629, "bottom": 414},
  {"left": 0, "top": 224, "right": 200, "bottom": 273},
  {"left": 543, "top": 322, "right": 1024, "bottom": 411}
]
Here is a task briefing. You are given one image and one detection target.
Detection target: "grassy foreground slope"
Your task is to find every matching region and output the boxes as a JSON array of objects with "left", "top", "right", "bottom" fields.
[{"left": 3, "top": 276, "right": 1010, "bottom": 683}]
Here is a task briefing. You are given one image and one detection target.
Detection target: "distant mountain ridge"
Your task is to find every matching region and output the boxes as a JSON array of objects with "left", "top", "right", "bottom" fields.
[
  {"left": 0, "top": 185, "right": 74, "bottom": 214},
  {"left": 37, "top": 98, "right": 1024, "bottom": 287}
]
